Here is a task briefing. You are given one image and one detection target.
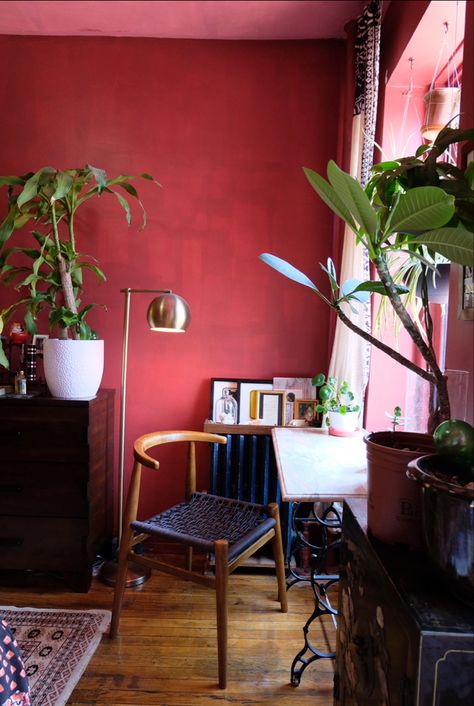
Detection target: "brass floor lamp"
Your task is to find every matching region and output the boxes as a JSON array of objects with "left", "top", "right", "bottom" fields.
[{"left": 100, "top": 288, "right": 191, "bottom": 587}]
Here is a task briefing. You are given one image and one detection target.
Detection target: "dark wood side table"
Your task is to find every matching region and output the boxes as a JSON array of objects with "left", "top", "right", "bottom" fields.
[
  {"left": 335, "top": 499, "right": 474, "bottom": 706},
  {"left": 0, "top": 389, "right": 114, "bottom": 591}
]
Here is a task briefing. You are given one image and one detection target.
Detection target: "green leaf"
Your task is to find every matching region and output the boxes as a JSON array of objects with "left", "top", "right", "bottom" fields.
[
  {"left": 259, "top": 253, "right": 319, "bottom": 292},
  {"left": 17, "top": 167, "right": 52, "bottom": 209},
  {"left": 410, "top": 226, "right": 474, "bottom": 267},
  {"left": 110, "top": 189, "right": 132, "bottom": 226},
  {"left": 303, "top": 167, "right": 358, "bottom": 232},
  {"left": 327, "top": 161, "right": 378, "bottom": 236},
  {"left": 51, "top": 172, "right": 74, "bottom": 200},
  {"left": 0, "top": 205, "right": 17, "bottom": 248},
  {"left": 0, "top": 342, "right": 9, "bottom": 369},
  {"left": 350, "top": 280, "right": 409, "bottom": 296},
  {"left": 385, "top": 186, "right": 455, "bottom": 235}
]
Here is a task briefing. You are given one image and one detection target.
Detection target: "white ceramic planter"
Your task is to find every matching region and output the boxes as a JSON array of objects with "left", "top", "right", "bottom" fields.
[
  {"left": 43, "top": 338, "right": 104, "bottom": 399},
  {"left": 328, "top": 409, "right": 359, "bottom": 434}
]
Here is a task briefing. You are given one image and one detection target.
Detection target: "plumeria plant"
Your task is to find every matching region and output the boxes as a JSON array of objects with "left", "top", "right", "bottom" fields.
[{"left": 261, "top": 126, "right": 474, "bottom": 428}]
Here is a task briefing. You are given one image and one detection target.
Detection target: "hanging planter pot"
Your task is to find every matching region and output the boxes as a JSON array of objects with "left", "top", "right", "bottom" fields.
[
  {"left": 43, "top": 338, "right": 104, "bottom": 400},
  {"left": 421, "top": 87, "right": 461, "bottom": 142},
  {"left": 365, "top": 431, "right": 435, "bottom": 547}
]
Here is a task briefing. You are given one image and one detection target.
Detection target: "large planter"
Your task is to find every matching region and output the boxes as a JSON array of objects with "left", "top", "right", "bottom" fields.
[
  {"left": 407, "top": 454, "right": 474, "bottom": 607},
  {"left": 365, "top": 431, "right": 435, "bottom": 547},
  {"left": 43, "top": 338, "right": 104, "bottom": 399}
]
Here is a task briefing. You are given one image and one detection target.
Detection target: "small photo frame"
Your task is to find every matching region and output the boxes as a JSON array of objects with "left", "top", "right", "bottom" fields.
[
  {"left": 210, "top": 378, "right": 239, "bottom": 421},
  {"left": 253, "top": 390, "right": 286, "bottom": 426},
  {"left": 32, "top": 334, "right": 48, "bottom": 352},
  {"left": 238, "top": 379, "right": 273, "bottom": 423},
  {"left": 294, "top": 399, "right": 320, "bottom": 425}
]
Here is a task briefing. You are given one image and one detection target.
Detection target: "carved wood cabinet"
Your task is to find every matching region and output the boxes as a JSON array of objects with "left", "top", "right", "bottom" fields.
[
  {"left": 0, "top": 389, "right": 114, "bottom": 591},
  {"left": 334, "top": 500, "right": 474, "bottom": 706}
]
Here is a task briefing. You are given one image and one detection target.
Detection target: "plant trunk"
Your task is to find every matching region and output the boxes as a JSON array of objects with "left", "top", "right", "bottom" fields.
[{"left": 58, "top": 254, "right": 80, "bottom": 340}]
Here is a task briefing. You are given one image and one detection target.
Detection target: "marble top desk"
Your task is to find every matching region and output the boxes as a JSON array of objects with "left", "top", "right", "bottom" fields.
[{"left": 271, "top": 426, "right": 367, "bottom": 503}]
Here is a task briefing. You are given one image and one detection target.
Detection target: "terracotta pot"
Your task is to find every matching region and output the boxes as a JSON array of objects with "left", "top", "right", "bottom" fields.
[
  {"left": 407, "top": 454, "right": 474, "bottom": 607},
  {"left": 365, "top": 431, "right": 435, "bottom": 547},
  {"left": 421, "top": 86, "right": 461, "bottom": 142}
]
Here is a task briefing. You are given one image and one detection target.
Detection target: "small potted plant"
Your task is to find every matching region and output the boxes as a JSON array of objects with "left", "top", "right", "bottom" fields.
[
  {"left": 312, "top": 373, "right": 360, "bottom": 435},
  {"left": 0, "top": 164, "right": 158, "bottom": 398}
]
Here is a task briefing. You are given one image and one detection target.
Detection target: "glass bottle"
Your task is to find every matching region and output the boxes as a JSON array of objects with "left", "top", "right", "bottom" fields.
[
  {"left": 214, "top": 387, "right": 238, "bottom": 424},
  {"left": 15, "top": 369, "right": 27, "bottom": 395}
]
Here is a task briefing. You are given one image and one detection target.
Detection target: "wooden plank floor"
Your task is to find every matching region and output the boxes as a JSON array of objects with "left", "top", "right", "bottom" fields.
[{"left": 0, "top": 566, "right": 337, "bottom": 705}]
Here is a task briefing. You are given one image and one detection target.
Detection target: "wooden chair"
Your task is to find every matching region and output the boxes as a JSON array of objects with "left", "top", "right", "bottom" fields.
[{"left": 110, "top": 430, "right": 288, "bottom": 688}]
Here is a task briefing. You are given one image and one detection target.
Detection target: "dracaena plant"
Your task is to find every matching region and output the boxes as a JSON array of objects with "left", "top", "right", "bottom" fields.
[
  {"left": 261, "top": 127, "right": 474, "bottom": 428},
  {"left": 0, "top": 165, "right": 159, "bottom": 368}
]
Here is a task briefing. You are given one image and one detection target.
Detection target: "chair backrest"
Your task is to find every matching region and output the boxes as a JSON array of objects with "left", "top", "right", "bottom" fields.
[{"left": 133, "top": 430, "right": 227, "bottom": 499}]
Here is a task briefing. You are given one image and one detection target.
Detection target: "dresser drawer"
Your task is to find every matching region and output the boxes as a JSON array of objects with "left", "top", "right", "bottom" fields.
[
  {"left": 0, "top": 421, "right": 88, "bottom": 462},
  {"left": 0, "top": 516, "right": 90, "bottom": 571},
  {"left": 0, "top": 462, "right": 88, "bottom": 517}
]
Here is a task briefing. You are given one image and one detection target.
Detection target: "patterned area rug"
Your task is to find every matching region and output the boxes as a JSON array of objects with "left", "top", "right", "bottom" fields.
[{"left": 0, "top": 606, "right": 111, "bottom": 706}]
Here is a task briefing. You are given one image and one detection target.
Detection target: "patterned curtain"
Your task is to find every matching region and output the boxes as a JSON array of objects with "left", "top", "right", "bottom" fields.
[{"left": 328, "top": 0, "right": 381, "bottom": 418}]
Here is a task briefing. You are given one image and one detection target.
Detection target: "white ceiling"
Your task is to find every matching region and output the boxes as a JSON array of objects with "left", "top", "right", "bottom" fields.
[{"left": 0, "top": 0, "right": 368, "bottom": 40}]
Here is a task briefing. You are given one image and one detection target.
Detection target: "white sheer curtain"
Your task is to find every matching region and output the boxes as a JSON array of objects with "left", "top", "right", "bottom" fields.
[{"left": 328, "top": 0, "right": 381, "bottom": 415}]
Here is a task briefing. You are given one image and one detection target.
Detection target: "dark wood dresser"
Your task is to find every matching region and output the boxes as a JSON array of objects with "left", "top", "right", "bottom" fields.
[
  {"left": 335, "top": 499, "right": 474, "bottom": 706},
  {"left": 0, "top": 389, "right": 114, "bottom": 591}
]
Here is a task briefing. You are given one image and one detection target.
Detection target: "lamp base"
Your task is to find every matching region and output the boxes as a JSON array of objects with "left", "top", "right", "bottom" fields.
[{"left": 99, "top": 559, "right": 151, "bottom": 588}]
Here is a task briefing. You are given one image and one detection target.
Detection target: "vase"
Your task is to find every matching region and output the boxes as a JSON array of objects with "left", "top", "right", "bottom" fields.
[{"left": 43, "top": 338, "right": 104, "bottom": 399}]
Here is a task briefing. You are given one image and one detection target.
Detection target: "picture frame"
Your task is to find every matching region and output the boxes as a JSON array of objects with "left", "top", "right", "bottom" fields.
[
  {"left": 32, "top": 334, "right": 49, "bottom": 352},
  {"left": 238, "top": 379, "right": 273, "bottom": 423},
  {"left": 458, "top": 142, "right": 474, "bottom": 321},
  {"left": 294, "top": 398, "right": 321, "bottom": 425},
  {"left": 253, "top": 390, "right": 286, "bottom": 426},
  {"left": 209, "top": 378, "right": 240, "bottom": 421}
]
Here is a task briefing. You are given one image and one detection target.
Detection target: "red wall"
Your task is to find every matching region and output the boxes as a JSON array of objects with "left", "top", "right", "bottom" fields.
[{"left": 0, "top": 36, "right": 345, "bottom": 520}]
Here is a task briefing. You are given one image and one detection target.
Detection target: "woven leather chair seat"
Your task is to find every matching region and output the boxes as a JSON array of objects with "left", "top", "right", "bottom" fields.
[{"left": 132, "top": 492, "right": 276, "bottom": 560}]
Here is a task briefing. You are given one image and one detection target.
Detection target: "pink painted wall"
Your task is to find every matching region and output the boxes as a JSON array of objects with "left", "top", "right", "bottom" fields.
[{"left": 0, "top": 36, "right": 345, "bottom": 520}]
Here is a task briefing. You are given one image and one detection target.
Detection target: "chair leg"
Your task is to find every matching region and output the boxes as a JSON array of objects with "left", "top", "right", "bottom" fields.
[
  {"left": 268, "top": 503, "right": 288, "bottom": 613},
  {"left": 185, "top": 545, "right": 193, "bottom": 571},
  {"left": 110, "top": 523, "right": 134, "bottom": 638},
  {"left": 214, "top": 539, "right": 229, "bottom": 689}
]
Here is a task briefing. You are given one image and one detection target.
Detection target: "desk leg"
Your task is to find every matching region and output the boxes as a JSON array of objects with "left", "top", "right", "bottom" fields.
[
  {"left": 288, "top": 502, "right": 341, "bottom": 686},
  {"left": 290, "top": 567, "right": 339, "bottom": 686}
]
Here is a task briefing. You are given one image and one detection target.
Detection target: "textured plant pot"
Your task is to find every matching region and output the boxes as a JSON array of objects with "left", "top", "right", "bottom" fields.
[
  {"left": 43, "top": 339, "right": 104, "bottom": 399},
  {"left": 328, "top": 410, "right": 359, "bottom": 434},
  {"left": 407, "top": 454, "right": 474, "bottom": 607},
  {"left": 365, "top": 431, "right": 435, "bottom": 547}
]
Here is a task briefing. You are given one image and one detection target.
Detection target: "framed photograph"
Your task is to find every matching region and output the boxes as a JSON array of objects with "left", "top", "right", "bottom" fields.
[
  {"left": 32, "top": 334, "right": 48, "bottom": 352},
  {"left": 210, "top": 378, "right": 239, "bottom": 421},
  {"left": 238, "top": 379, "right": 273, "bottom": 423},
  {"left": 294, "top": 399, "right": 321, "bottom": 425},
  {"left": 252, "top": 390, "right": 286, "bottom": 426}
]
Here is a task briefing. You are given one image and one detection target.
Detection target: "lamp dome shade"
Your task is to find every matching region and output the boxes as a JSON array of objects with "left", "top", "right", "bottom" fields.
[{"left": 147, "top": 292, "right": 191, "bottom": 332}]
